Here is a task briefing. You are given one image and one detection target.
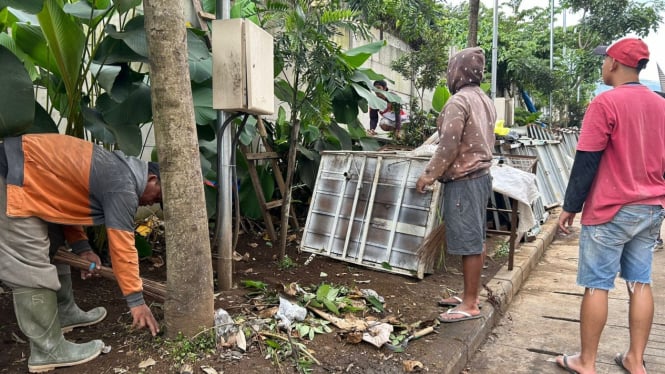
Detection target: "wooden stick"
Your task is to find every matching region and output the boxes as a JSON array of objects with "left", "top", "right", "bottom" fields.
[{"left": 54, "top": 249, "right": 167, "bottom": 302}]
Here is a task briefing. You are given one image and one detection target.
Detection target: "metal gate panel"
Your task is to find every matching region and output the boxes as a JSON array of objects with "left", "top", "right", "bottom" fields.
[{"left": 301, "top": 151, "right": 442, "bottom": 278}]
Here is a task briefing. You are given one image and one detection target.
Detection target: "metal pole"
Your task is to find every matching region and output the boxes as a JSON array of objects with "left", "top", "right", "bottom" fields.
[
  {"left": 216, "top": 0, "right": 233, "bottom": 291},
  {"left": 491, "top": 0, "right": 499, "bottom": 100},
  {"left": 549, "top": 0, "right": 554, "bottom": 126}
]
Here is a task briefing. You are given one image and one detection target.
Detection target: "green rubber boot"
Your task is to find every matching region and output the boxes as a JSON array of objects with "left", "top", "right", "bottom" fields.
[
  {"left": 56, "top": 274, "right": 107, "bottom": 333},
  {"left": 13, "top": 287, "right": 104, "bottom": 373}
]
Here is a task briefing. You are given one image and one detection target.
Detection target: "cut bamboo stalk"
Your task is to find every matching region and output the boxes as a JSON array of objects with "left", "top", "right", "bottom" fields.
[{"left": 54, "top": 249, "right": 166, "bottom": 302}]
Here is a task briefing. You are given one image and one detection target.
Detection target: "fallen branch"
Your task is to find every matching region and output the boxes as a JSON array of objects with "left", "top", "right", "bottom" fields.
[
  {"left": 306, "top": 306, "right": 368, "bottom": 331},
  {"left": 54, "top": 249, "right": 166, "bottom": 302},
  {"left": 259, "top": 331, "right": 321, "bottom": 365}
]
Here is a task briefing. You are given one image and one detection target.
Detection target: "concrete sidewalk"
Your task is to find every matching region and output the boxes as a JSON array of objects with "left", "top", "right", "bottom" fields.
[
  {"left": 460, "top": 211, "right": 665, "bottom": 373},
  {"left": 426, "top": 210, "right": 560, "bottom": 374}
]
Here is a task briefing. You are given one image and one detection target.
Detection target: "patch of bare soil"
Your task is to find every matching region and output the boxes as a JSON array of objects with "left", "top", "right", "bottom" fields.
[{"left": 0, "top": 230, "right": 509, "bottom": 374}]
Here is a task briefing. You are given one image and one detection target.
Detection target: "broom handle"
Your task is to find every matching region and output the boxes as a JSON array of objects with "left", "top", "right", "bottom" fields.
[{"left": 54, "top": 249, "right": 166, "bottom": 302}]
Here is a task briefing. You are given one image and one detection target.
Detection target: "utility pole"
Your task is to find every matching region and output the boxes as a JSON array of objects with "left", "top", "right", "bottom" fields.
[
  {"left": 215, "top": 0, "right": 233, "bottom": 291},
  {"left": 491, "top": 0, "right": 499, "bottom": 100}
]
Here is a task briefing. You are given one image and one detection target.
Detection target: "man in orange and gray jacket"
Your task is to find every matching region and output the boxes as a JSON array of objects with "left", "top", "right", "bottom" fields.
[{"left": 0, "top": 133, "right": 162, "bottom": 372}]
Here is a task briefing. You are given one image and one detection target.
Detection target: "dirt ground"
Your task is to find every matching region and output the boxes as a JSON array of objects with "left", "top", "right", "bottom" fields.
[{"left": 0, "top": 228, "right": 509, "bottom": 374}]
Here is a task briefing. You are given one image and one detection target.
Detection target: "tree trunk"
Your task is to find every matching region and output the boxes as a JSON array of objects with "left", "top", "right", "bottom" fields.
[
  {"left": 143, "top": 0, "right": 214, "bottom": 337},
  {"left": 279, "top": 116, "right": 300, "bottom": 258},
  {"left": 467, "top": 0, "right": 480, "bottom": 47}
]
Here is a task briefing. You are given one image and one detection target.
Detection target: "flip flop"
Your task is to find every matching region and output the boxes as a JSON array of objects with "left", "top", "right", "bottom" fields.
[
  {"left": 614, "top": 353, "right": 646, "bottom": 373},
  {"left": 436, "top": 309, "right": 482, "bottom": 323},
  {"left": 437, "top": 296, "right": 463, "bottom": 307},
  {"left": 437, "top": 296, "right": 483, "bottom": 309},
  {"left": 556, "top": 354, "right": 580, "bottom": 374}
]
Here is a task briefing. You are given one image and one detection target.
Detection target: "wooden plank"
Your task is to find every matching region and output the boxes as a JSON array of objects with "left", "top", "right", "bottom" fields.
[
  {"left": 241, "top": 144, "right": 278, "bottom": 243},
  {"left": 190, "top": 0, "right": 210, "bottom": 34},
  {"left": 265, "top": 200, "right": 283, "bottom": 209},
  {"left": 256, "top": 118, "right": 298, "bottom": 230},
  {"left": 245, "top": 152, "right": 280, "bottom": 160},
  {"left": 508, "top": 198, "right": 519, "bottom": 271}
]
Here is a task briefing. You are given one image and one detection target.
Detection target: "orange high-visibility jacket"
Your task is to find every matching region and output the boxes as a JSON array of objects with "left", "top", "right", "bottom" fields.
[{"left": 1, "top": 134, "right": 149, "bottom": 307}]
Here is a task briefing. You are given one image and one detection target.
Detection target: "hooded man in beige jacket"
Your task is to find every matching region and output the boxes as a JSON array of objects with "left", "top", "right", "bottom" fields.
[{"left": 416, "top": 47, "right": 496, "bottom": 322}]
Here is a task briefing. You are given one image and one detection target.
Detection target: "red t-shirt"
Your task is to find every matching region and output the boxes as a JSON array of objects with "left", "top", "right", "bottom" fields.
[{"left": 577, "top": 84, "right": 665, "bottom": 225}]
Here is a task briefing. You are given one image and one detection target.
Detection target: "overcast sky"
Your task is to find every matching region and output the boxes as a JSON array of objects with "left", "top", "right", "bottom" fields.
[{"left": 450, "top": 0, "right": 664, "bottom": 82}]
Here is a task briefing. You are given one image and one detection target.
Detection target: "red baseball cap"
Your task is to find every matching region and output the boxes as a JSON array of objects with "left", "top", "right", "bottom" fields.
[{"left": 593, "top": 37, "right": 649, "bottom": 68}]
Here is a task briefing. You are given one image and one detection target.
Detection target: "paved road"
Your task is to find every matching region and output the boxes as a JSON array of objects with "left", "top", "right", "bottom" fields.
[{"left": 467, "top": 218, "right": 665, "bottom": 373}]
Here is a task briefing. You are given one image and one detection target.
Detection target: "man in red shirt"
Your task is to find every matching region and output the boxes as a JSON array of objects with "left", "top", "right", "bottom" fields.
[{"left": 556, "top": 37, "right": 665, "bottom": 374}]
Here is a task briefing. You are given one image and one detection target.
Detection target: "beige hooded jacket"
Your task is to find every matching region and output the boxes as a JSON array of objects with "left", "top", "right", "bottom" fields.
[{"left": 421, "top": 47, "right": 496, "bottom": 183}]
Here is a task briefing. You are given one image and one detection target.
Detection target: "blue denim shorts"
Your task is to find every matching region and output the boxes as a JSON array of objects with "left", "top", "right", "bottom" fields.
[
  {"left": 577, "top": 204, "right": 665, "bottom": 290},
  {"left": 442, "top": 173, "right": 492, "bottom": 256}
]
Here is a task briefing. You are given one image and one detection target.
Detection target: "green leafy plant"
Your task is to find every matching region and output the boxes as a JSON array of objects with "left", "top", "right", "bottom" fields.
[
  {"left": 294, "top": 320, "right": 332, "bottom": 340},
  {"left": 278, "top": 255, "right": 297, "bottom": 270},
  {"left": 240, "top": 279, "right": 268, "bottom": 292},
  {"left": 494, "top": 240, "right": 510, "bottom": 259},
  {"left": 301, "top": 283, "right": 364, "bottom": 315},
  {"left": 162, "top": 330, "right": 217, "bottom": 364},
  {"left": 263, "top": 334, "right": 316, "bottom": 374},
  {"left": 397, "top": 100, "right": 438, "bottom": 147},
  {"left": 513, "top": 107, "right": 541, "bottom": 127}
]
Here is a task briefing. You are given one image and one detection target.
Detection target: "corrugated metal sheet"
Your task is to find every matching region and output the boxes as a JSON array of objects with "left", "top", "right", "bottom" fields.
[
  {"left": 300, "top": 151, "right": 442, "bottom": 278},
  {"left": 499, "top": 124, "right": 580, "bottom": 208},
  {"left": 302, "top": 126, "right": 581, "bottom": 278}
]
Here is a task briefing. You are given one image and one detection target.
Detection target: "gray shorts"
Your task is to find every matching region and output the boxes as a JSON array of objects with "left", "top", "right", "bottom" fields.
[
  {"left": 442, "top": 173, "right": 492, "bottom": 255},
  {"left": 0, "top": 175, "right": 60, "bottom": 290}
]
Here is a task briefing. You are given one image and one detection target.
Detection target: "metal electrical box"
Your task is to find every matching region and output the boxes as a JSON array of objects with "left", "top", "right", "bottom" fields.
[
  {"left": 212, "top": 19, "right": 274, "bottom": 115},
  {"left": 300, "top": 151, "right": 443, "bottom": 279}
]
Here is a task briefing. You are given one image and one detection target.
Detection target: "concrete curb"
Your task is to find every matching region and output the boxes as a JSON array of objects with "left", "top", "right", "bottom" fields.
[{"left": 443, "top": 217, "right": 560, "bottom": 374}]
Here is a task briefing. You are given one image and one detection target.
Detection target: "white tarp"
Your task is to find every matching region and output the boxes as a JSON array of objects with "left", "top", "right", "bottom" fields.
[{"left": 490, "top": 163, "right": 540, "bottom": 233}]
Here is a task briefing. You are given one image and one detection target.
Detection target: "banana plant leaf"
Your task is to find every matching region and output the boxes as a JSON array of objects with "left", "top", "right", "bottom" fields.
[
  {"left": 352, "top": 82, "right": 388, "bottom": 110},
  {"left": 97, "top": 82, "right": 152, "bottom": 127},
  {"left": 82, "top": 105, "right": 116, "bottom": 144},
  {"left": 432, "top": 84, "right": 451, "bottom": 112},
  {"left": 327, "top": 122, "right": 352, "bottom": 150},
  {"left": 237, "top": 161, "right": 275, "bottom": 220},
  {"left": 193, "top": 86, "right": 217, "bottom": 126},
  {"left": 0, "top": 32, "right": 39, "bottom": 80},
  {"left": 105, "top": 16, "right": 148, "bottom": 57},
  {"left": 230, "top": 0, "right": 259, "bottom": 24},
  {"left": 331, "top": 86, "right": 360, "bottom": 125},
  {"left": 94, "top": 32, "right": 148, "bottom": 64},
  {"left": 0, "top": 0, "right": 43, "bottom": 14},
  {"left": 114, "top": 0, "right": 141, "bottom": 14},
  {"left": 0, "top": 44, "right": 35, "bottom": 137},
  {"left": 89, "top": 62, "right": 121, "bottom": 94},
  {"left": 13, "top": 22, "right": 60, "bottom": 74},
  {"left": 339, "top": 40, "right": 385, "bottom": 68},
  {"left": 37, "top": 0, "right": 85, "bottom": 96},
  {"left": 63, "top": 1, "right": 110, "bottom": 24},
  {"left": 107, "top": 63, "right": 146, "bottom": 102},
  {"left": 26, "top": 101, "right": 58, "bottom": 134}
]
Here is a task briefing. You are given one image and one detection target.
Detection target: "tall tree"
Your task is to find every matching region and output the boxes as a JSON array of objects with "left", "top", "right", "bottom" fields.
[
  {"left": 468, "top": 0, "right": 480, "bottom": 47},
  {"left": 142, "top": 0, "right": 214, "bottom": 337},
  {"left": 258, "top": 0, "right": 371, "bottom": 257}
]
